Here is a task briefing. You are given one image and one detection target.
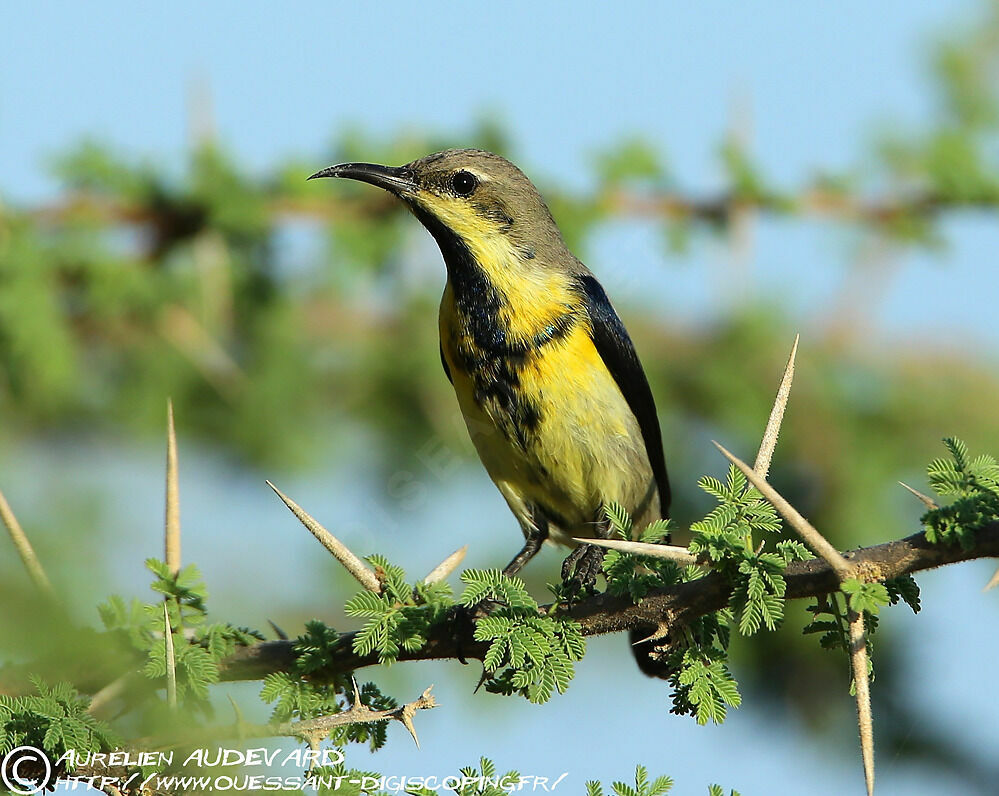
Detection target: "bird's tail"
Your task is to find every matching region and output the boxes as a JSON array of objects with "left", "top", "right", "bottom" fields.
[
  {"left": 628, "top": 496, "right": 674, "bottom": 678},
  {"left": 629, "top": 628, "right": 675, "bottom": 679}
]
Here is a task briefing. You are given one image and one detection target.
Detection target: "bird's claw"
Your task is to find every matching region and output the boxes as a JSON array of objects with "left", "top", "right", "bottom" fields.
[
  {"left": 445, "top": 604, "right": 479, "bottom": 664},
  {"left": 560, "top": 543, "right": 606, "bottom": 602},
  {"left": 445, "top": 599, "right": 501, "bottom": 664}
]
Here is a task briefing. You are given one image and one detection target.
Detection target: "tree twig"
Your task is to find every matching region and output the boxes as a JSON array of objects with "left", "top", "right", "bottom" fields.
[
  {"left": 213, "top": 522, "right": 999, "bottom": 683},
  {"left": 17, "top": 186, "right": 990, "bottom": 249},
  {"left": 275, "top": 682, "right": 436, "bottom": 750},
  {"left": 137, "top": 682, "right": 437, "bottom": 753}
]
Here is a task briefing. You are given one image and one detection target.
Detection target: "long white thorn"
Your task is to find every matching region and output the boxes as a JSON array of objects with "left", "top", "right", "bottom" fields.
[
  {"left": 849, "top": 610, "right": 875, "bottom": 796},
  {"left": 0, "top": 487, "right": 56, "bottom": 601},
  {"left": 163, "top": 603, "right": 178, "bottom": 709},
  {"left": 575, "top": 537, "right": 699, "bottom": 566},
  {"left": 165, "top": 399, "right": 181, "bottom": 576},
  {"left": 897, "top": 481, "right": 938, "bottom": 510},
  {"left": 983, "top": 565, "right": 999, "bottom": 592},
  {"left": 754, "top": 334, "right": 799, "bottom": 478},
  {"left": 713, "top": 441, "right": 852, "bottom": 579},
  {"left": 266, "top": 481, "right": 381, "bottom": 593},
  {"left": 422, "top": 545, "right": 468, "bottom": 584}
]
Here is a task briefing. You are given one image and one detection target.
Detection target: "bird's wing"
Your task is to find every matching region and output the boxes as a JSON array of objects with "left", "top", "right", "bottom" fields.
[
  {"left": 440, "top": 343, "right": 453, "bottom": 384},
  {"left": 576, "top": 273, "right": 670, "bottom": 517}
]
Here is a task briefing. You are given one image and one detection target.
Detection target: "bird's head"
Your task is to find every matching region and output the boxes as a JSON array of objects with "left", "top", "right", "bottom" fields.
[{"left": 309, "top": 149, "right": 572, "bottom": 273}]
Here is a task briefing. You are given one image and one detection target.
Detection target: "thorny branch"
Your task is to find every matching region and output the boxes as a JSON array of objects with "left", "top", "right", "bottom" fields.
[
  {"left": 132, "top": 682, "right": 437, "bottom": 752},
  {"left": 275, "top": 683, "right": 436, "bottom": 750},
  {"left": 58, "top": 686, "right": 436, "bottom": 796},
  {"left": 14, "top": 187, "right": 997, "bottom": 251},
  {"left": 216, "top": 522, "right": 999, "bottom": 683}
]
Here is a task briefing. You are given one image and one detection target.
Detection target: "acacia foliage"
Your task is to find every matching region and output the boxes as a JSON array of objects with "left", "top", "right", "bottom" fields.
[{"left": 5, "top": 437, "right": 992, "bottom": 796}]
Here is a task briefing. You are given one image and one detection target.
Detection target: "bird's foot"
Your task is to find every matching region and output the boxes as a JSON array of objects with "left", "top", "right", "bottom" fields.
[
  {"left": 560, "top": 544, "right": 606, "bottom": 603},
  {"left": 502, "top": 520, "right": 548, "bottom": 578},
  {"left": 444, "top": 603, "right": 478, "bottom": 664},
  {"left": 444, "top": 599, "right": 501, "bottom": 664}
]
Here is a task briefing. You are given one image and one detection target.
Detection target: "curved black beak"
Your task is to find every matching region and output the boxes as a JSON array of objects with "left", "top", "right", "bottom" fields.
[{"left": 308, "top": 162, "right": 417, "bottom": 195}]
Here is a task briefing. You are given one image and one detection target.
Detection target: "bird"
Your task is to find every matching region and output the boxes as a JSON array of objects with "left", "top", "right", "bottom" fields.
[{"left": 309, "top": 149, "right": 670, "bottom": 605}]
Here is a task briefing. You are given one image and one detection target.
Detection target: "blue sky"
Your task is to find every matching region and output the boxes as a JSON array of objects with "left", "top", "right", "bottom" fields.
[
  {"left": 4, "top": 1, "right": 997, "bottom": 353},
  {"left": 3, "top": 2, "right": 998, "bottom": 794},
  {"left": 0, "top": 2, "right": 957, "bottom": 199}
]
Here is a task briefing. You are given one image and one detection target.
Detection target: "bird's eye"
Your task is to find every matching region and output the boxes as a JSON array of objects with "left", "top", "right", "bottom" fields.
[{"left": 451, "top": 170, "right": 478, "bottom": 196}]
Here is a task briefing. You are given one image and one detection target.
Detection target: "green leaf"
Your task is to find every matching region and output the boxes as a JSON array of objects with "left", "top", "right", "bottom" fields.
[
  {"left": 344, "top": 590, "right": 390, "bottom": 618},
  {"left": 594, "top": 138, "right": 666, "bottom": 185},
  {"left": 674, "top": 650, "right": 742, "bottom": 725},
  {"left": 885, "top": 574, "right": 921, "bottom": 613},
  {"left": 604, "top": 501, "right": 634, "bottom": 538},
  {"left": 841, "top": 579, "right": 890, "bottom": 615}
]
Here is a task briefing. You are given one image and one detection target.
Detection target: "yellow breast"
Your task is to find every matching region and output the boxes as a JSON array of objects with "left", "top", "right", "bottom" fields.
[{"left": 440, "top": 289, "right": 656, "bottom": 539}]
